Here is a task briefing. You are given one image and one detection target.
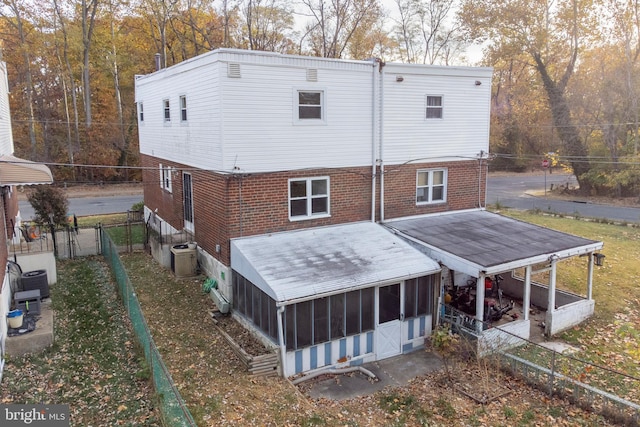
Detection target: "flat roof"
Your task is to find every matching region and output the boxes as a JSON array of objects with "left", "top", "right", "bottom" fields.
[
  {"left": 384, "top": 210, "right": 603, "bottom": 274},
  {"left": 231, "top": 222, "right": 441, "bottom": 304}
]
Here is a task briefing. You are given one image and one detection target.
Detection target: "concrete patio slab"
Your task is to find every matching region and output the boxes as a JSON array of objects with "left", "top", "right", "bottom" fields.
[
  {"left": 6, "top": 300, "right": 54, "bottom": 357},
  {"left": 304, "top": 350, "right": 444, "bottom": 401}
]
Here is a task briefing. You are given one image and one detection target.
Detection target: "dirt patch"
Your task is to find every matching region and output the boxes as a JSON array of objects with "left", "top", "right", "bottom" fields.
[
  {"left": 18, "top": 182, "right": 143, "bottom": 201},
  {"left": 529, "top": 187, "right": 640, "bottom": 208}
]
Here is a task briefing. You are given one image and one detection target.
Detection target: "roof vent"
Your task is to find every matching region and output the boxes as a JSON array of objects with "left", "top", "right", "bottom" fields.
[
  {"left": 306, "top": 68, "right": 318, "bottom": 82},
  {"left": 228, "top": 63, "right": 241, "bottom": 78}
]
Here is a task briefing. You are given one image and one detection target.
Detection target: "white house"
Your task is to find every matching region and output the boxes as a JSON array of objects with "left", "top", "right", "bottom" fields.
[{"left": 135, "top": 49, "right": 603, "bottom": 377}]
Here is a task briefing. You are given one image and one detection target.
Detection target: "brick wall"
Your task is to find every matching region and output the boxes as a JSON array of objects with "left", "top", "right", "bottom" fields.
[
  {"left": 141, "top": 155, "right": 486, "bottom": 265},
  {"left": 382, "top": 160, "right": 487, "bottom": 219}
]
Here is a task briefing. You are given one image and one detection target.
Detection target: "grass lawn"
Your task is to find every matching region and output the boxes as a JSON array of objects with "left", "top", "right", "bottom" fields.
[
  {"left": 0, "top": 258, "right": 160, "bottom": 426},
  {"left": 2, "top": 209, "right": 635, "bottom": 426},
  {"left": 499, "top": 210, "right": 640, "bottom": 397}
]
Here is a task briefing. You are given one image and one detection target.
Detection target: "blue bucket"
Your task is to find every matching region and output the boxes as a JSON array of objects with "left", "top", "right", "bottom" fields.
[{"left": 7, "top": 309, "right": 23, "bottom": 318}]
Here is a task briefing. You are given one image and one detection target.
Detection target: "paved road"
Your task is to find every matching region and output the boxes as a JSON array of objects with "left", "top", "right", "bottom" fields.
[
  {"left": 487, "top": 173, "right": 640, "bottom": 223},
  {"left": 17, "top": 174, "right": 640, "bottom": 224},
  {"left": 19, "top": 195, "right": 143, "bottom": 220}
]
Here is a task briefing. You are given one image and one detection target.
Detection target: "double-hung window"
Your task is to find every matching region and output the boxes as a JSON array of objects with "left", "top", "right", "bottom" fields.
[
  {"left": 163, "top": 99, "right": 171, "bottom": 122},
  {"left": 289, "top": 177, "right": 329, "bottom": 220},
  {"left": 297, "top": 90, "right": 323, "bottom": 120},
  {"left": 159, "top": 164, "right": 172, "bottom": 192},
  {"left": 180, "top": 95, "right": 187, "bottom": 122},
  {"left": 138, "top": 103, "right": 144, "bottom": 122},
  {"left": 416, "top": 169, "right": 446, "bottom": 204},
  {"left": 426, "top": 95, "right": 443, "bottom": 119}
]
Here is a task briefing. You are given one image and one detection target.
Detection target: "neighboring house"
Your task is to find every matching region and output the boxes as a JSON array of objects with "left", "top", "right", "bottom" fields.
[
  {"left": 0, "top": 59, "right": 53, "bottom": 382},
  {"left": 135, "top": 49, "right": 603, "bottom": 377}
]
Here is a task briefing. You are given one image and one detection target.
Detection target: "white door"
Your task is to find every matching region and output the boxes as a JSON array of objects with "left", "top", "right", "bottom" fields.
[
  {"left": 376, "top": 283, "right": 402, "bottom": 359},
  {"left": 183, "top": 173, "right": 194, "bottom": 232}
]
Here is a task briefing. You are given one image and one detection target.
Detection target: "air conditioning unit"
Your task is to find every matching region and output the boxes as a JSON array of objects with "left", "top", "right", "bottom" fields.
[
  {"left": 170, "top": 244, "right": 197, "bottom": 278},
  {"left": 210, "top": 288, "right": 230, "bottom": 314}
]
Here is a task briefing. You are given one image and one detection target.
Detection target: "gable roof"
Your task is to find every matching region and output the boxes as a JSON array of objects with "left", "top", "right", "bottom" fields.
[
  {"left": 384, "top": 210, "right": 603, "bottom": 276},
  {"left": 230, "top": 222, "right": 441, "bottom": 305}
]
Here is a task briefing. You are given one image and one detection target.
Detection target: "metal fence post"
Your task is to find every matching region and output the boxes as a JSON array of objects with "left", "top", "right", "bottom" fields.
[{"left": 549, "top": 351, "right": 556, "bottom": 397}]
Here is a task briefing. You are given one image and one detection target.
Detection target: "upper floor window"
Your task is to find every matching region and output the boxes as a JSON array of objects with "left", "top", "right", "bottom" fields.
[
  {"left": 180, "top": 95, "right": 187, "bottom": 121},
  {"left": 297, "top": 90, "right": 323, "bottom": 120},
  {"left": 138, "top": 103, "right": 144, "bottom": 122},
  {"left": 163, "top": 99, "right": 171, "bottom": 122},
  {"left": 426, "top": 95, "right": 443, "bottom": 119},
  {"left": 159, "top": 164, "right": 172, "bottom": 192},
  {"left": 416, "top": 169, "right": 446, "bottom": 204},
  {"left": 289, "top": 177, "right": 329, "bottom": 220}
]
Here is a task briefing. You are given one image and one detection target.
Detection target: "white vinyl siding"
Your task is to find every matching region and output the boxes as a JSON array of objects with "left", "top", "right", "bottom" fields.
[
  {"left": 135, "top": 50, "right": 491, "bottom": 173},
  {"left": 382, "top": 65, "right": 491, "bottom": 165}
]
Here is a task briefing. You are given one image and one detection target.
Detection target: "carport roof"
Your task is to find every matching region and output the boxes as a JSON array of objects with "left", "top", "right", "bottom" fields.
[
  {"left": 384, "top": 210, "right": 603, "bottom": 275},
  {"left": 230, "top": 222, "right": 441, "bottom": 304}
]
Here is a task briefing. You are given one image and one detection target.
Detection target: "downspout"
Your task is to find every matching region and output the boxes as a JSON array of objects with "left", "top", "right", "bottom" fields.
[
  {"left": 478, "top": 151, "right": 484, "bottom": 208},
  {"left": 276, "top": 304, "right": 287, "bottom": 376},
  {"left": 371, "top": 59, "right": 380, "bottom": 222},
  {"left": 379, "top": 61, "right": 386, "bottom": 222}
]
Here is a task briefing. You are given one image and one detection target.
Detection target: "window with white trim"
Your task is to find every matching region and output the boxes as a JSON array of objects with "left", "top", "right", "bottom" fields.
[
  {"left": 159, "top": 164, "right": 172, "bottom": 192},
  {"left": 416, "top": 169, "right": 446, "bottom": 204},
  {"left": 426, "top": 95, "right": 443, "bottom": 119},
  {"left": 138, "top": 102, "right": 144, "bottom": 122},
  {"left": 180, "top": 95, "right": 187, "bottom": 121},
  {"left": 289, "top": 177, "right": 329, "bottom": 219},
  {"left": 163, "top": 99, "right": 170, "bottom": 122},
  {"left": 297, "top": 90, "right": 323, "bottom": 120}
]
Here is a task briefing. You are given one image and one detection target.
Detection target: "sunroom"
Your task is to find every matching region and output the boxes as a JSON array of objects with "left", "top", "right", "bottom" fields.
[{"left": 230, "top": 222, "right": 441, "bottom": 377}]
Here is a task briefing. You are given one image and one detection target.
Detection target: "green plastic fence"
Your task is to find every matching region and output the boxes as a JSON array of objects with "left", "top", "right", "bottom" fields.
[{"left": 100, "top": 228, "right": 197, "bottom": 427}]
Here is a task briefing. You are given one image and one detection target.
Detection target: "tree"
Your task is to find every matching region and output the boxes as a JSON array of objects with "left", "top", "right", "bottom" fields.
[
  {"left": 459, "top": 0, "right": 597, "bottom": 193},
  {"left": 241, "top": 0, "right": 295, "bottom": 52},
  {"left": 0, "top": 0, "right": 38, "bottom": 157},
  {"left": 27, "top": 185, "right": 69, "bottom": 227},
  {"left": 392, "top": 0, "right": 466, "bottom": 65},
  {"left": 298, "top": 0, "right": 384, "bottom": 59}
]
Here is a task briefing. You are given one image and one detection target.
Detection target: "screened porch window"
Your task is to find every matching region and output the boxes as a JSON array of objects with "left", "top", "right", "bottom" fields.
[{"left": 404, "top": 275, "right": 436, "bottom": 319}]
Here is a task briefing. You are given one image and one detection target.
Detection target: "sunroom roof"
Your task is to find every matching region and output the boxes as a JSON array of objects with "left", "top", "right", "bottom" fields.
[{"left": 230, "top": 222, "right": 441, "bottom": 304}]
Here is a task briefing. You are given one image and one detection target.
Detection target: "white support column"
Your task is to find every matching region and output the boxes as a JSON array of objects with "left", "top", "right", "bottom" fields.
[
  {"left": 523, "top": 266, "right": 532, "bottom": 321},
  {"left": 546, "top": 259, "right": 557, "bottom": 337},
  {"left": 587, "top": 253, "right": 594, "bottom": 300},
  {"left": 475, "top": 273, "right": 485, "bottom": 333}
]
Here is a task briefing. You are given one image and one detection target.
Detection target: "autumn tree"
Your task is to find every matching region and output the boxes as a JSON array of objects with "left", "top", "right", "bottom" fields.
[
  {"left": 241, "top": 0, "right": 296, "bottom": 52},
  {"left": 459, "top": 0, "right": 597, "bottom": 193},
  {"left": 391, "top": 0, "right": 466, "bottom": 65},
  {"left": 298, "top": 0, "right": 385, "bottom": 59}
]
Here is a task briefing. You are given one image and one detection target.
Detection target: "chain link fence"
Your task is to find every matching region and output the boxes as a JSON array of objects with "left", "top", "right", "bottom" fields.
[
  {"left": 100, "top": 227, "right": 197, "bottom": 427},
  {"left": 440, "top": 304, "right": 640, "bottom": 425}
]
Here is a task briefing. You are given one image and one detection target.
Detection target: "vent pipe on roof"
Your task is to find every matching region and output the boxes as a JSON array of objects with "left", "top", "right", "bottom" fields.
[{"left": 154, "top": 53, "right": 161, "bottom": 71}]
